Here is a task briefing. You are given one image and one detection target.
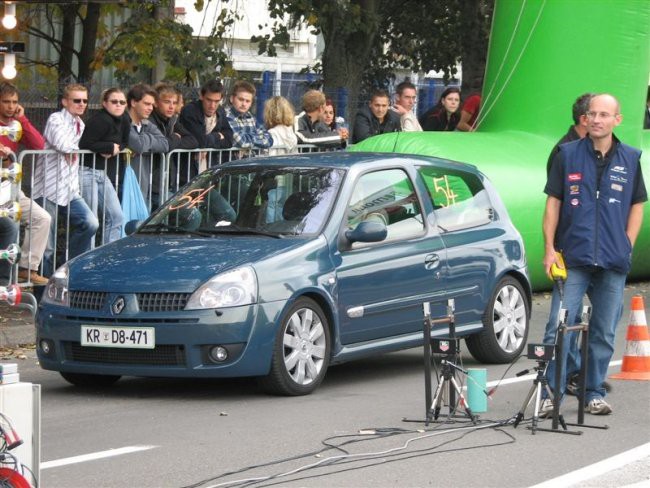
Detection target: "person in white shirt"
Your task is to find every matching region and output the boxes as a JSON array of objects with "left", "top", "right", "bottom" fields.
[
  {"left": 33, "top": 84, "right": 99, "bottom": 277},
  {"left": 264, "top": 96, "right": 298, "bottom": 155}
]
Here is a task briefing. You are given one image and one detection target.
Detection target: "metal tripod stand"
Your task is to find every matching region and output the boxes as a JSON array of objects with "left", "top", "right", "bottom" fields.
[
  {"left": 429, "top": 359, "right": 475, "bottom": 423},
  {"left": 422, "top": 299, "right": 476, "bottom": 425},
  {"left": 513, "top": 357, "right": 575, "bottom": 435}
]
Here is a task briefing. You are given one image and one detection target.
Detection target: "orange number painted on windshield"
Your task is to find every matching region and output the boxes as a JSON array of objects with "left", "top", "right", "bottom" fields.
[{"left": 168, "top": 185, "right": 215, "bottom": 211}]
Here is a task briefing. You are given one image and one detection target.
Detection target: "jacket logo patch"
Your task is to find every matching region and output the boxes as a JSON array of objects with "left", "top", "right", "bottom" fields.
[
  {"left": 610, "top": 175, "right": 627, "bottom": 183},
  {"left": 608, "top": 197, "right": 621, "bottom": 204},
  {"left": 570, "top": 198, "right": 580, "bottom": 206},
  {"left": 611, "top": 165, "right": 627, "bottom": 174},
  {"left": 611, "top": 183, "right": 623, "bottom": 192},
  {"left": 568, "top": 173, "right": 582, "bottom": 181},
  {"left": 569, "top": 185, "right": 580, "bottom": 195}
]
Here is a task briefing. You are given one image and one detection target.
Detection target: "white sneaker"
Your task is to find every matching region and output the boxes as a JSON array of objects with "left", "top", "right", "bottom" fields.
[
  {"left": 584, "top": 398, "right": 612, "bottom": 415},
  {"left": 538, "top": 398, "right": 554, "bottom": 418}
]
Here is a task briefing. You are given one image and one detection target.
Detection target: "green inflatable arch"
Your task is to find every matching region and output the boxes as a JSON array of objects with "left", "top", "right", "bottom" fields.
[{"left": 351, "top": 0, "right": 650, "bottom": 290}]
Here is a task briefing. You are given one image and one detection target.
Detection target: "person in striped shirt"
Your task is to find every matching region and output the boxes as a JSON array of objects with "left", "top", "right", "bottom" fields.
[{"left": 33, "top": 84, "right": 99, "bottom": 277}]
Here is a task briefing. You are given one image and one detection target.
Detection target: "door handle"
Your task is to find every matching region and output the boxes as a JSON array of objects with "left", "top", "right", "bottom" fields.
[{"left": 424, "top": 254, "right": 440, "bottom": 270}]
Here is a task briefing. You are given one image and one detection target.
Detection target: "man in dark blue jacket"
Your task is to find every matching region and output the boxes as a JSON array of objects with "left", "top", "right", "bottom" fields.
[
  {"left": 180, "top": 80, "right": 233, "bottom": 154},
  {"left": 352, "top": 89, "right": 401, "bottom": 144},
  {"left": 542, "top": 93, "right": 647, "bottom": 416},
  {"left": 179, "top": 79, "right": 233, "bottom": 180}
]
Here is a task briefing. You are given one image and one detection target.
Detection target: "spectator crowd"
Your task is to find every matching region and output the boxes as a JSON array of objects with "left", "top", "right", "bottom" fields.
[{"left": 0, "top": 77, "right": 482, "bottom": 285}]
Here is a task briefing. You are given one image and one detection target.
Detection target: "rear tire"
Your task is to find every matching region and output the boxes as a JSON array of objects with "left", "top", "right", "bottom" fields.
[
  {"left": 466, "top": 276, "right": 529, "bottom": 363},
  {"left": 259, "top": 297, "right": 331, "bottom": 396},
  {"left": 60, "top": 372, "right": 121, "bottom": 387}
]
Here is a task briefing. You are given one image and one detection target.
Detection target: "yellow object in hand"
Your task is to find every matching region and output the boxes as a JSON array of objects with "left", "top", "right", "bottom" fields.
[{"left": 550, "top": 252, "right": 567, "bottom": 281}]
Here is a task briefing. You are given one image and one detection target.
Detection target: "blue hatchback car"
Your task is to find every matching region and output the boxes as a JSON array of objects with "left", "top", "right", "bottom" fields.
[{"left": 37, "top": 152, "right": 531, "bottom": 395}]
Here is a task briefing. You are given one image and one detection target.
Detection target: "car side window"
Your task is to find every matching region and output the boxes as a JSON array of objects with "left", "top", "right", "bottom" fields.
[
  {"left": 418, "top": 166, "right": 494, "bottom": 232},
  {"left": 347, "top": 169, "right": 424, "bottom": 244}
]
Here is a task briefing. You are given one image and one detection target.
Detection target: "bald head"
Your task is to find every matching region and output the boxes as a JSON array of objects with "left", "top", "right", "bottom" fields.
[
  {"left": 586, "top": 93, "right": 622, "bottom": 145},
  {"left": 589, "top": 93, "right": 620, "bottom": 114}
]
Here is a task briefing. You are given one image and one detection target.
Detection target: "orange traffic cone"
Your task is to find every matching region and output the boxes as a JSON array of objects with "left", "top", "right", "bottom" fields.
[{"left": 610, "top": 295, "right": 650, "bottom": 381}]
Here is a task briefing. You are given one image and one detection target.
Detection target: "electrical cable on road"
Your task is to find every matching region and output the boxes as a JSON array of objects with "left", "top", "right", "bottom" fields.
[
  {"left": 250, "top": 426, "right": 518, "bottom": 488},
  {"left": 183, "top": 420, "right": 517, "bottom": 488}
]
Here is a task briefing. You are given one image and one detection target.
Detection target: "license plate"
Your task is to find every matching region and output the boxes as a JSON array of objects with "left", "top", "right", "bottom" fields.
[{"left": 81, "top": 326, "right": 155, "bottom": 349}]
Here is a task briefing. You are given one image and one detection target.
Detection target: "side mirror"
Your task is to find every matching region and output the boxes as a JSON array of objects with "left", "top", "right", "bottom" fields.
[
  {"left": 345, "top": 220, "right": 387, "bottom": 244},
  {"left": 124, "top": 220, "right": 143, "bottom": 235}
]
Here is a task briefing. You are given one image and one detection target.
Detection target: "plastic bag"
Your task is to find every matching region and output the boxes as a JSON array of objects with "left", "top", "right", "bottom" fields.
[{"left": 120, "top": 164, "right": 149, "bottom": 237}]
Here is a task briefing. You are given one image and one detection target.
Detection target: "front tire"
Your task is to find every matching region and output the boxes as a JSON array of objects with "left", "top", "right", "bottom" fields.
[
  {"left": 259, "top": 297, "right": 331, "bottom": 396},
  {"left": 466, "top": 276, "right": 529, "bottom": 363},
  {"left": 60, "top": 372, "right": 121, "bottom": 387}
]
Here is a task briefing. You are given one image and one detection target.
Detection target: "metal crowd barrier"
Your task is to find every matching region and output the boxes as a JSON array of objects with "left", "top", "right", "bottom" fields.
[{"left": 11, "top": 144, "right": 327, "bottom": 285}]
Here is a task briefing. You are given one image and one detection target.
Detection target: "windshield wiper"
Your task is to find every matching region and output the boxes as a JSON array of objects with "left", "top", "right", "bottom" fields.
[
  {"left": 138, "top": 222, "right": 212, "bottom": 238},
  {"left": 208, "top": 224, "right": 284, "bottom": 238}
]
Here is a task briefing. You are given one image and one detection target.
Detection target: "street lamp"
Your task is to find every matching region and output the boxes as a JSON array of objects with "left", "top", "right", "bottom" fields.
[
  {"left": 1, "top": 51, "right": 15, "bottom": 79},
  {"left": 0, "top": 42, "right": 23, "bottom": 79},
  {"left": 2, "top": 2, "right": 16, "bottom": 30}
]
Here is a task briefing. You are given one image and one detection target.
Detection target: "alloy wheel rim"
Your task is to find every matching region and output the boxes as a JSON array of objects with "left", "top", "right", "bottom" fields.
[
  {"left": 283, "top": 307, "right": 326, "bottom": 385},
  {"left": 493, "top": 284, "right": 527, "bottom": 353}
]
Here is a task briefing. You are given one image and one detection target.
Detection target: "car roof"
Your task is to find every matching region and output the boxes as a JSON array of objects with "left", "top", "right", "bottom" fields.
[{"left": 223, "top": 151, "right": 480, "bottom": 174}]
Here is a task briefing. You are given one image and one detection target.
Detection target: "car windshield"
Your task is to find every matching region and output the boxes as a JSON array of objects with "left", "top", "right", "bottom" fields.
[{"left": 140, "top": 165, "right": 345, "bottom": 237}]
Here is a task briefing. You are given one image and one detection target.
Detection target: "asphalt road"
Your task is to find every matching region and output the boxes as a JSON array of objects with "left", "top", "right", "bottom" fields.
[{"left": 2, "top": 282, "right": 650, "bottom": 488}]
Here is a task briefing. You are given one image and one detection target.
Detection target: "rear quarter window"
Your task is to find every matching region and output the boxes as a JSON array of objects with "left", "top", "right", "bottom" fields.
[{"left": 418, "top": 166, "right": 494, "bottom": 232}]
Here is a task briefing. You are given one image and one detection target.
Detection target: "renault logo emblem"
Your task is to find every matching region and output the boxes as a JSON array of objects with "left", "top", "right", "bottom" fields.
[{"left": 112, "top": 296, "right": 125, "bottom": 315}]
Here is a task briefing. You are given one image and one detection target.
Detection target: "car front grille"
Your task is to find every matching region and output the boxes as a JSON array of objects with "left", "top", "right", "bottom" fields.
[
  {"left": 64, "top": 342, "right": 186, "bottom": 366},
  {"left": 137, "top": 293, "right": 191, "bottom": 312},
  {"left": 69, "top": 291, "right": 107, "bottom": 311},
  {"left": 67, "top": 292, "right": 191, "bottom": 312}
]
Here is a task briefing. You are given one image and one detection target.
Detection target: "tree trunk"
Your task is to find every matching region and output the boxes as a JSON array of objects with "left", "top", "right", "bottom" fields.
[
  {"left": 78, "top": 2, "right": 102, "bottom": 85},
  {"left": 459, "top": 0, "right": 493, "bottom": 95},
  {"left": 152, "top": 4, "right": 174, "bottom": 83},
  {"left": 58, "top": 4, "right": 78, "bottom": 84},
  {"left": 319, "top": 0, "right": 382, "bottom": 125}
]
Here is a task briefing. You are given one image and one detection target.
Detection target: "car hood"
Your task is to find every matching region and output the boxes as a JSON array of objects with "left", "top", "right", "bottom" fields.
[{"left": 68, "top": 235, "right": 308, "bottom": 292}]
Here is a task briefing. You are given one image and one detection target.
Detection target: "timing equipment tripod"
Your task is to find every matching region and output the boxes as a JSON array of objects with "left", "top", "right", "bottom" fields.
[
  {"left": 513, "top": 353, "right": 575, "bottom": 435},
  {"left": 429, "top": 359, "right": 475, "bottom": 423},
  {"left": 422, "top": 299, "right": 476, "bottom": 425},
  {"left": 513, "top": 305, "right": 581, "bottom": 435}
]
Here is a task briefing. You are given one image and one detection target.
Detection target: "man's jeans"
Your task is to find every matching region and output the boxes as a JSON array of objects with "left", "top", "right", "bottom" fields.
[
  {"left": 36, "top": 196, "right": 99, "bottom": 277},
  {"left": 80, "top": 167, "right": 124, "bottom": 244},
  {"left": 546, "top": 266, "right": 626, "bottom": 403}
]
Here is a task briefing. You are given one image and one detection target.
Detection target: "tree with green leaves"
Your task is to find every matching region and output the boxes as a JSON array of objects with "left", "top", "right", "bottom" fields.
[
  {"left": 252, "top": 0, "right": 493, "bottom": 118},
  {"left": 16, "top": 1, "right": 237, "bottom": 88}
]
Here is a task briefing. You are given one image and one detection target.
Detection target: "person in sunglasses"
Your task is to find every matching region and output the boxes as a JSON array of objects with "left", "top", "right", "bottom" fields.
[
  {"left": 33, "top": 83, "right": 99, "bottom": 277},
  {"left": 78, "top": 87, "right": 131, "bottom": 244}
]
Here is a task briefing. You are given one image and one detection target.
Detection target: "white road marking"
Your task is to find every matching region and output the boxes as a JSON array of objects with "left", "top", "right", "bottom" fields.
[
  {"left": 41, "top": 445, "right": 157, "bottom": 469},
  {"left": 528, "top": 442, "right": 650, "bottom": 488}
]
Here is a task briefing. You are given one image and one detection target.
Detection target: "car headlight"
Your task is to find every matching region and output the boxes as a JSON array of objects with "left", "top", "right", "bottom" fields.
[
  {"left": 185, "top": 266, "right": 257, "bottom": 310},
  {"left": 42, "top": 264, "right": 69, "bottom": 307}
]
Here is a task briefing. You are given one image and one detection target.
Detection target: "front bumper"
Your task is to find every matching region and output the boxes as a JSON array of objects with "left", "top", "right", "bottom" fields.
[{"left": 36, "top": 299, "right": 287, "bottom": 378}]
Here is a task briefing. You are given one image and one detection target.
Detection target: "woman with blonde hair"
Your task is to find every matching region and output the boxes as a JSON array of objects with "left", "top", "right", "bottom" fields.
[{"left": 264, "top": 96, "right": 298, "bottom": 155}]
